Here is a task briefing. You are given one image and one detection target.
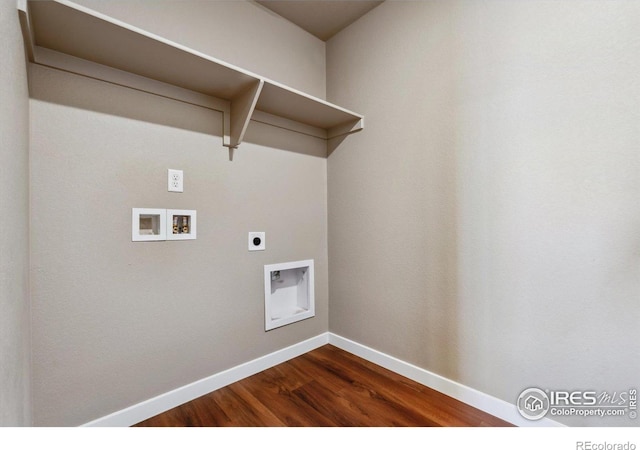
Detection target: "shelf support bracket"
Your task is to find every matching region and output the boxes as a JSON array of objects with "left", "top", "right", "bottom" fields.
[
  {"left": 327, "top": 118, "right": 364, "bottom": 156},
  {"left": 17, "top": 0, "right": 35, "bottom": 62},
  {"left": 228, "top": 79, "right": 264, "bottom": 153},
  {"left": 327, "top": 117, "right": 364, "bottom": 140}
]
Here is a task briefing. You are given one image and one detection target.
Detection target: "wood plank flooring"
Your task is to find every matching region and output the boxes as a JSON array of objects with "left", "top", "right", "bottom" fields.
[{"left": 134, "top": 345, "right": 513, "bottom": 427}]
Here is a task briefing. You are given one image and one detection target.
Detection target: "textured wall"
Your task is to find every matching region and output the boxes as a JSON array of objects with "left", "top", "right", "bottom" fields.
[
  {"left": 0, "top": 0, "right": 31, "bottom": 426},
  {"left": 327, "top": 0, "right": 640, "bottom": 426},
  {"left": 29, "top": 1, "right": 328, "bottom": 426},
  {"left": 72, "top": 0, "right": 326, "bottom": 99}
]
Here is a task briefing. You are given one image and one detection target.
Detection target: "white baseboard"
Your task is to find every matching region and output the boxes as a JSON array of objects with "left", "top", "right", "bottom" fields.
[
  {"left": 83, "top": 331, "right": 563, "bottom": 427},
  {"left": 327, "top": 333, "right": 564, "bottom": 427},
  {"left": 82, "top": 333, "right": 329, "bottom": 427}
]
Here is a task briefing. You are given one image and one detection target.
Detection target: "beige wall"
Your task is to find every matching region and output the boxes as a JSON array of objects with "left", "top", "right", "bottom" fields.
[
  {"left": 72, "top": 0, "right": 326, "bottom": 99},
  {"left": 21, "top": 0, "right": 640, "bottom": 427},
  {"left": 0, "top": 0, "right": 32, "bottom": 426},
  {"left": 327, "top": 0, "right": 640, "bottom": 426},
  {"left": 29, "top": 1, "right": 328, "bottom": 426}
]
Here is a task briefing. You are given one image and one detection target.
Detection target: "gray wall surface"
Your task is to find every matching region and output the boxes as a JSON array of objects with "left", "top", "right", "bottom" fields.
[
  {"left": 14, "top": 0, "right": 640, "bottom": 428},
  {"left": 73, "top": 0, "right": 326, "bottom": 99},
  {"left": 0, "top": 0, "right": 32, "bottom": 426},
  {"left": 29, "top": 1, "right": 328, "bottom": 426},
  {"left": 327, "top": 0, "right": 640, "bottom": 426}
]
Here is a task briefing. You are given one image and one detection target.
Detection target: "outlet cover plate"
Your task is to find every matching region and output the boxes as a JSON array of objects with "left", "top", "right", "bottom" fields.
[
  {"left": 168, "top": 169, "right": 183, "bottom": 192},
  {"left": 248, "top": 232, "right": 265, "bottom": 251}
]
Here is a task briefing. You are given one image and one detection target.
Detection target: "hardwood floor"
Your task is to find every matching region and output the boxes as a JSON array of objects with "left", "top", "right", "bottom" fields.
[{"left": 134, "top": 345, "right": 513, "bottom": 427}]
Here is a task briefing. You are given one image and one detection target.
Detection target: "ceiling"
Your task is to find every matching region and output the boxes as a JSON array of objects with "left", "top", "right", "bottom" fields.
[{"left": 256, "top": 1, "right": 384, "bottom": 41}]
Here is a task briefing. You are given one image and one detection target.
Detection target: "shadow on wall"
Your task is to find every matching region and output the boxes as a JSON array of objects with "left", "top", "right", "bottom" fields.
[
  {"left": 243, "top": 119, "right": 327, "bottom": 159},
  {"left": 29, "top": 65, "right": 222, "bottom": 141},
  {"left": 327, "top": 134, "right": 347, "bottom": 157},
  {"left": 29, "top": 64, "right": 329, "bottom": 160}
]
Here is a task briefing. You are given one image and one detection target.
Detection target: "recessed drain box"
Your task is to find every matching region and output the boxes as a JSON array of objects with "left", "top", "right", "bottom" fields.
[{"left": 264, "top": 259, "right": 315, "bottom": 331}]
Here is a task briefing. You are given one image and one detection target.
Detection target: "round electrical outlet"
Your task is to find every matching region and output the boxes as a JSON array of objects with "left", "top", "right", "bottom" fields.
[{"left": 248, "top": 232, "right": 266, "bottom": 251}]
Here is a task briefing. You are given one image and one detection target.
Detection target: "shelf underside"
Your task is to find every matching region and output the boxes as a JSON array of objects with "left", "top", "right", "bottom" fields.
[{"left": 21, "top": 0, "right": 363, "bottom": 150}]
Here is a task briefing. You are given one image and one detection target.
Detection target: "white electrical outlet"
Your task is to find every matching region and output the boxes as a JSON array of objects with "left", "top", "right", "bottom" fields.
[
  {"left": 168, "top": 169, "right": 183, "bottom": 192},
  {"left": 248, "top": 232, "right": 266, "bottom": 251}
]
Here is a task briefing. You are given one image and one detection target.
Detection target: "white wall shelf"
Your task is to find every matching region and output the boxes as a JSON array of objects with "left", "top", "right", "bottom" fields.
[{"left": 17, "top": 0, "right": 364, "bottom": 153}]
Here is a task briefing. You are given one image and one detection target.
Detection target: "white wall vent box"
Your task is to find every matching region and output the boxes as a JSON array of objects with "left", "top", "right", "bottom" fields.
[
  {"left": 132, "top": 208, "right": 166, "bottom": 241},
  {"left": 166, "top": 209, "right": 197, "bottom": 240},
  {"left": 264, "top": 259, "right": 315, "bottom": 331}
]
